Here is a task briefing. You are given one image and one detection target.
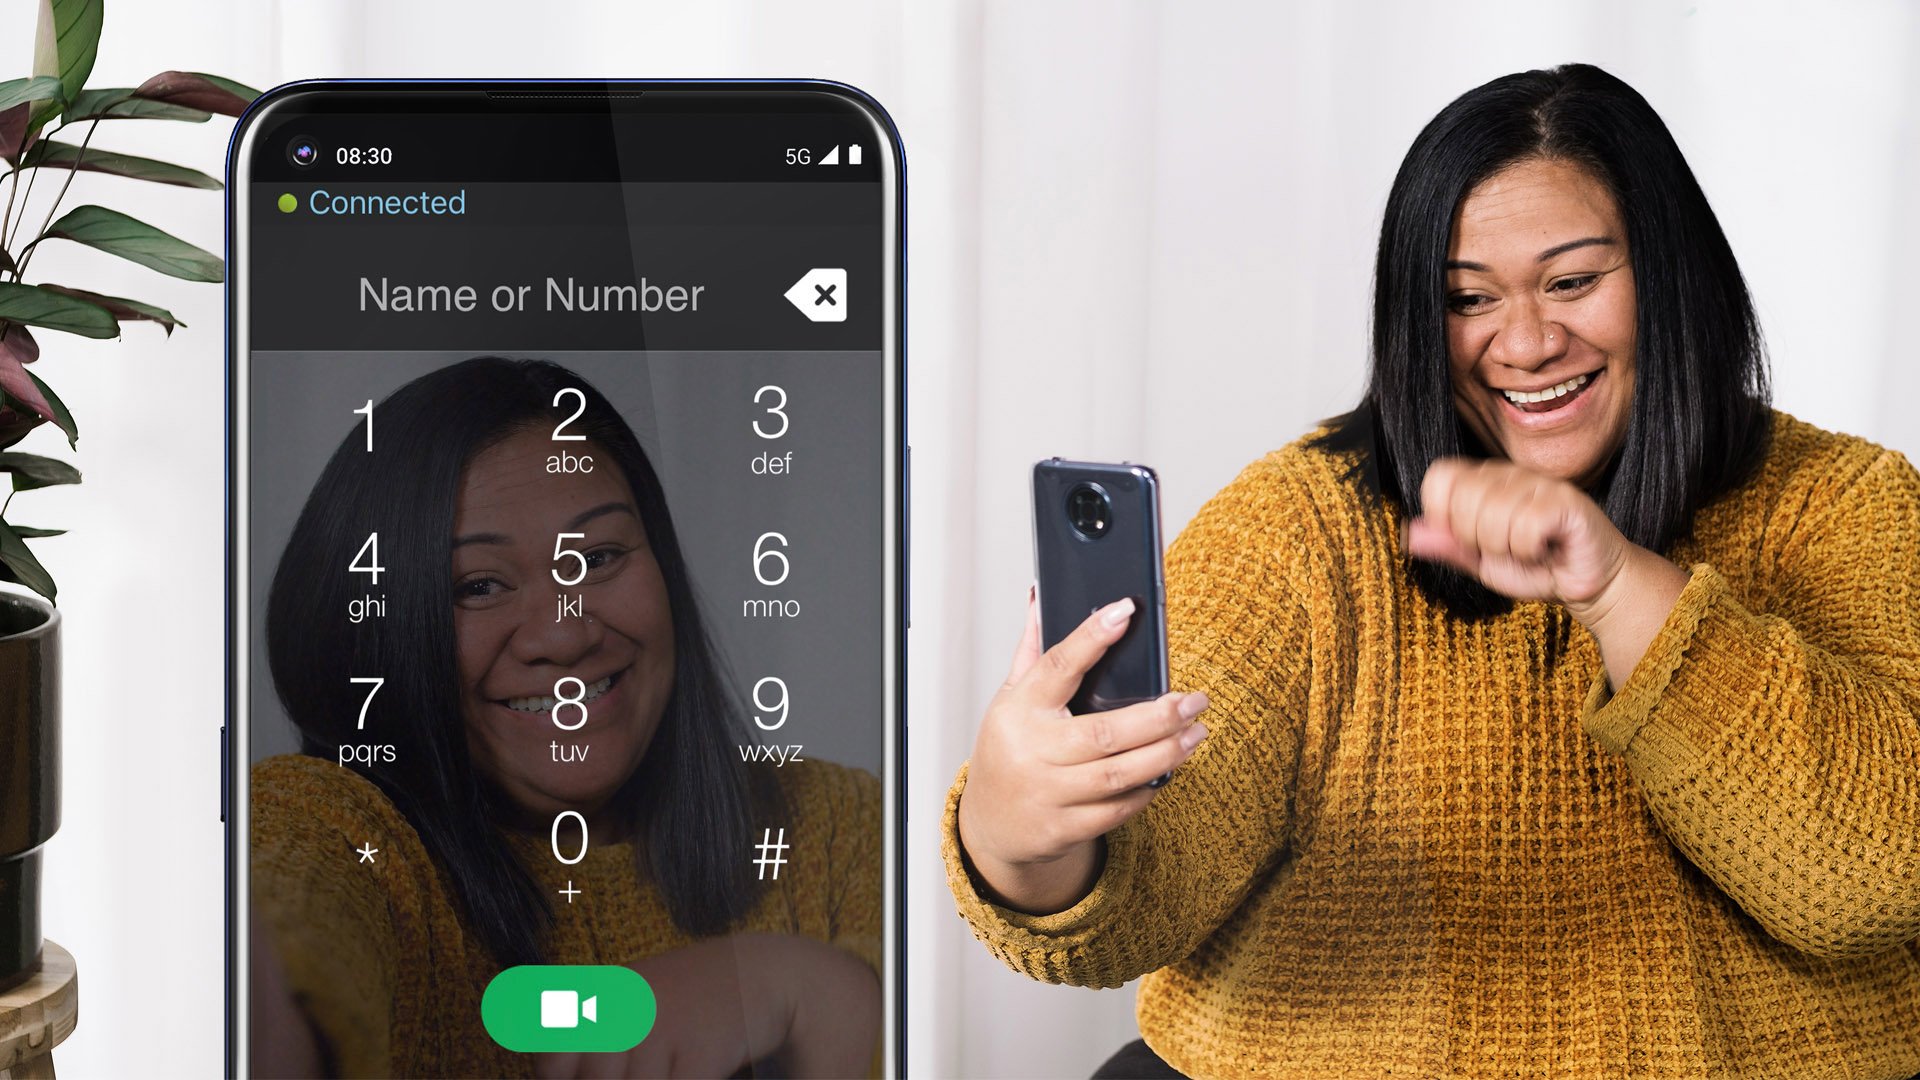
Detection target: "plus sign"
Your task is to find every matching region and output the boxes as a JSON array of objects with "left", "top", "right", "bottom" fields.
[{"left": 558, "top": 881, "right": 581, "bottom": 904}]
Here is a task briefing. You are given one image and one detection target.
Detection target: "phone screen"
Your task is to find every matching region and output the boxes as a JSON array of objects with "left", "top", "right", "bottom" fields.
[{"left": 227, "top": 84, "right": 900, "bottom": 1078}]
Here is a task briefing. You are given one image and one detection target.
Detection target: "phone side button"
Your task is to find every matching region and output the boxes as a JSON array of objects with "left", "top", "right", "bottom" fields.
[{"left": 220, "top": 725, "right": 228, "bottom": 823}]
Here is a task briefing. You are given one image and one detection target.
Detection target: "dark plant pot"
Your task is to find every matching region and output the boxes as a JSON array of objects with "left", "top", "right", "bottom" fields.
[{"left": 0, "top": 590, "right": 58, "bottom": 990}]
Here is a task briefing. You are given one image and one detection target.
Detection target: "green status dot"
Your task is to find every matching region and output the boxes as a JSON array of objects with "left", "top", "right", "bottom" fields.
[{"left": 277, "top": 193, "right": 297, "bottom": 213}]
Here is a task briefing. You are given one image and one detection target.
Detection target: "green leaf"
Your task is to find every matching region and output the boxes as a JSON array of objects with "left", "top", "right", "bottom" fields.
[
  {"left": 36, "top": 284, "right": 183, "bottom": 334},
  {"left": 133, "top": 71, "right": 259, "bottom": 118},
  {"left": 0, "top": 517, "right": 56, "bottom": 602},
  {"left": 30, "top": 0, "right": 102, "bottom": 134},
  {"left": 0, "top": 281, "right": 119, "bottom": 338},
  {"left": 6, "top": 525, "right": 63, "bottom": 538},
  {"left": 38, "top": 205, "right": 224, "bottom": 283},
  {"left": 0, "top": 76, "right": 63, "bottom": 114},
  {"left": 66, "top": 88, "right": 210, "bottom": 124},
  {"left": 25, "top": 370, "right": 75, "bottom": 447},
  {"left": 20, "top": 140, "right": 223, "bottom": 189},
  {"left": 32, "top": 0, "right": 102, "bottom": 127},
  {"left": 0, "top": 452, "right": 80, "bottom": 490}
]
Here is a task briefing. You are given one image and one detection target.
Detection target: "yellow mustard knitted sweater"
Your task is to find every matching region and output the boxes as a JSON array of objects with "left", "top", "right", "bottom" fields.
[
  {"left": 253, "top": 753, "right": 882, "bottom": 1078},
  {"left": 944, "top": 411, "right": 1920, "bottom": 1078}
]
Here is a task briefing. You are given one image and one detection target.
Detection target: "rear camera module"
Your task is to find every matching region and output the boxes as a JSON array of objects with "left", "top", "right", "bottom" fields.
[{"left": 1066, "top": 483, "right": 1112, "bottom": 540}]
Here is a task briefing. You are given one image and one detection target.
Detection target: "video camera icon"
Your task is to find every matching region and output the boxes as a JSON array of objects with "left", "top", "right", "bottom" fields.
[
  {"left": 785, "top": 268, "right": 847, "bottom": 322},
  {"left": 482, "top": 964, "right": 653, "bottom": 1053},
  {"left": 541, "top": 989, "right": 597, "bottom": 1028}
]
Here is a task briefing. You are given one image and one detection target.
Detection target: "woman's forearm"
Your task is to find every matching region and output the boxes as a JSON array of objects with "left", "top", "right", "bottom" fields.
[
  {"left": 957, "top": 826, "right": 1104, "bottom": 916},
  {"left": 1568, "top": 543, "right": 1690, "bottom": 691},
  {"left": 1578, "top": 560, "right": 1920, "bottom": 958}
]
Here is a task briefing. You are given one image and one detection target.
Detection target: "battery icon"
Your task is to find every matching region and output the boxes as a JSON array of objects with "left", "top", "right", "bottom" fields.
[{"left": 848, "top": 144, "right": 863, "bottom": 165}]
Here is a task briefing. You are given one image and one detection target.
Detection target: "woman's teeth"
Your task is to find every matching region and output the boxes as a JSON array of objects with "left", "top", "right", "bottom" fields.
[
  {"left": 1501, "top": 372, "right": 1592, "bottom": 408},
  {"left": 504, "top": 673, "right": 613, "bottom": 713}
]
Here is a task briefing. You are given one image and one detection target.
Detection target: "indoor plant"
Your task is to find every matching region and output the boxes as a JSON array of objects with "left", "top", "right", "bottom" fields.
[{"left": 0, "top": 0, "right": 254, "bottom": 988}]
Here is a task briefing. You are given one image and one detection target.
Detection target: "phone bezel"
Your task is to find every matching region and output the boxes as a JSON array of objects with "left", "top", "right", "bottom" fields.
[{"left": 224, "top": 79, "right": 906, "bottom": 1076}]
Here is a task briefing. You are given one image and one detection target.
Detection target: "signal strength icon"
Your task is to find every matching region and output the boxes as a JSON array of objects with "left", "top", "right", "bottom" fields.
[{"left": 819, "top": 145, "right": 840, "bottom": 165}]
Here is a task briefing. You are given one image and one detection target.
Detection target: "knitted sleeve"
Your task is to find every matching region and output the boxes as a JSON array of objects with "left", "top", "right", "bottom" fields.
[
  {"left": 250, "top": 755, "right": 405, "bottom": 1077},
  {"left": 1582, "top": 447, "right": 1920, "bottom": 959},
  {"left": 943, "top": 452, "right": 1316, "bottom": 987}
]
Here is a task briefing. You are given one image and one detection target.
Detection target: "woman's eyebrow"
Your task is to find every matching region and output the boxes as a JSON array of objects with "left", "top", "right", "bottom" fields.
[
  {"left": 566, "top": 501, "right": 638, "bottom": 530},
  {"left": 450, "top": 504, "right": 633, "bottom": 548},
  {"left": 1535, "top": 235, "right": 1615, "bottom": 262},
  {"left": 1445, "top": 236, "right": 1618, "bottom": 274}
]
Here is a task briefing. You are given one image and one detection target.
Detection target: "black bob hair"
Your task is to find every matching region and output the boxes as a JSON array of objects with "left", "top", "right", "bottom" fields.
[
  {"left": 1313, "top": 62, "right": 1772, "bottom": 618},
  {"left": 266, "top": 356, "right": 776, "bottom": 967}
]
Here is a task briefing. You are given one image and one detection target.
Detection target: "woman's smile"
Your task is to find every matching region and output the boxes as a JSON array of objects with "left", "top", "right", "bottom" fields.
[
  {"left": 1496, "top": 369, "right": 1594, "bottom": 411},
  {"left": 1488, "top": 366, "right": 1606, "bottom": 430},
  {"left": 495, "top": 665, "right": 627, "bottom": 714}
]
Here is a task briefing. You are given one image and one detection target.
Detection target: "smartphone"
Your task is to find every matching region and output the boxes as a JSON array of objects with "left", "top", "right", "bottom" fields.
[
  {"left": 1032, "top": 460, "right": 1169, "bottom": 719},
  {"left": 227, "top": 82, "right": 903, "bottom": 1077}
]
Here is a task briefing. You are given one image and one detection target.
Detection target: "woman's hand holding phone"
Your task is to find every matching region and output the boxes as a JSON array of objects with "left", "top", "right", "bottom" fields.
[{"left": 956, "top": 593, "right": 1210, "bottom": 916}]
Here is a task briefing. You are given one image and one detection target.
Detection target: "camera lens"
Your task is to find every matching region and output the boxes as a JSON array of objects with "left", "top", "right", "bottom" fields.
[
  {"left": 1066, "top": 483, "right": 1111, "bottom": 539},
  {"left": 288, "top": 137, "right": 319, "bottom": 168}
]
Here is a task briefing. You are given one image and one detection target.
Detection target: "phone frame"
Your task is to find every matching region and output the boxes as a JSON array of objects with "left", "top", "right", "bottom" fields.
[{"left": 222, "top": 80, "right": 907, "bottom": 1075}]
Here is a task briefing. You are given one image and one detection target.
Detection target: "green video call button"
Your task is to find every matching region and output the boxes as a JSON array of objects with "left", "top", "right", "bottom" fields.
[{"left": 482, "top": 965, "right": 656, "bottom": 1054}]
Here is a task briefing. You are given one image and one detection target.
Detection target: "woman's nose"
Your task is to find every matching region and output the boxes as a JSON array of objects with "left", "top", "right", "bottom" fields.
[
  {"left": 506, "top": 593, "right": 605, "bottom": 667},
  {"left": 1487, "top": 301, "right": 1570, "bottom": 371}
]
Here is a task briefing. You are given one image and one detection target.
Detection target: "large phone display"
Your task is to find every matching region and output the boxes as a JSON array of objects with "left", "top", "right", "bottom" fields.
[{"left": 227, "top": 84, "right": 901, "bottom": 1078}]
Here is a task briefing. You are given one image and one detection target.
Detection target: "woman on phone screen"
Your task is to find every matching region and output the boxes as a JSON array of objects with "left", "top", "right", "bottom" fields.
[{"left": 250, "top": 358, "right": 881, "bottom": 1078}]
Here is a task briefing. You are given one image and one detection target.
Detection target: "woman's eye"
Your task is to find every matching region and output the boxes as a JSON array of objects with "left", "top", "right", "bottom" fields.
[
  {"left": 453, "top": 576, "right": 509, "bottom": 603},
  {"left": 581, "top": 546, "right": 630, "bottom": 578},
  {"left": 1549, "top": 274, "right": 1598, "bottom": 295},
  {"left": 1447, "top": 293, "right": 1492, "bottom": 315}
]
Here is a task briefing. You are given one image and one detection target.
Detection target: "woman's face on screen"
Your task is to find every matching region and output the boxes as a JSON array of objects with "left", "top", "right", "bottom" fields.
[
  {"left": 449, "top": 425, "right": 677, "bottom": 834},
  {"left": 1444, "top": 157, "right": 1637, "bottom": 488}
]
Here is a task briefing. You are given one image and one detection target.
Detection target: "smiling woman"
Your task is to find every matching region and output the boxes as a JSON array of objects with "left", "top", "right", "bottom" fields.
[{"left": 947, "top": 64, "right": 1920, "bottom": 1079}]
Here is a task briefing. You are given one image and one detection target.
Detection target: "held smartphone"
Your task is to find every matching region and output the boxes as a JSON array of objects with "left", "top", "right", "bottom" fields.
[
  {"left": 226, "top": 83, "right": 904, "bottom": 1077},
  {"left": 1032, "top": 460, "right": 1170, "bottom": 719}
]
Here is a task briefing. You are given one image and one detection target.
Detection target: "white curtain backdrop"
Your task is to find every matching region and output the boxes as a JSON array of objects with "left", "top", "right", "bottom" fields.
[{"left": 0, "top": 2, "right": 1910, "bottom": 1076}]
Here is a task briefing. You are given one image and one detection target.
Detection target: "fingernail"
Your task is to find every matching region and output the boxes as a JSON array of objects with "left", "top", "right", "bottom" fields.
[
  {"left": 1177, "top": 692, "right": 1209, "bottom": 720},
  {"left": 1028, "top": 581, "right": 1037, "bottom": 604},
  {"left": 1099, "top": 596, "right": 1136, "bottom": 628},
  {"left": 1180, "top": 722, "right": 1209, "bottom": 751}
]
